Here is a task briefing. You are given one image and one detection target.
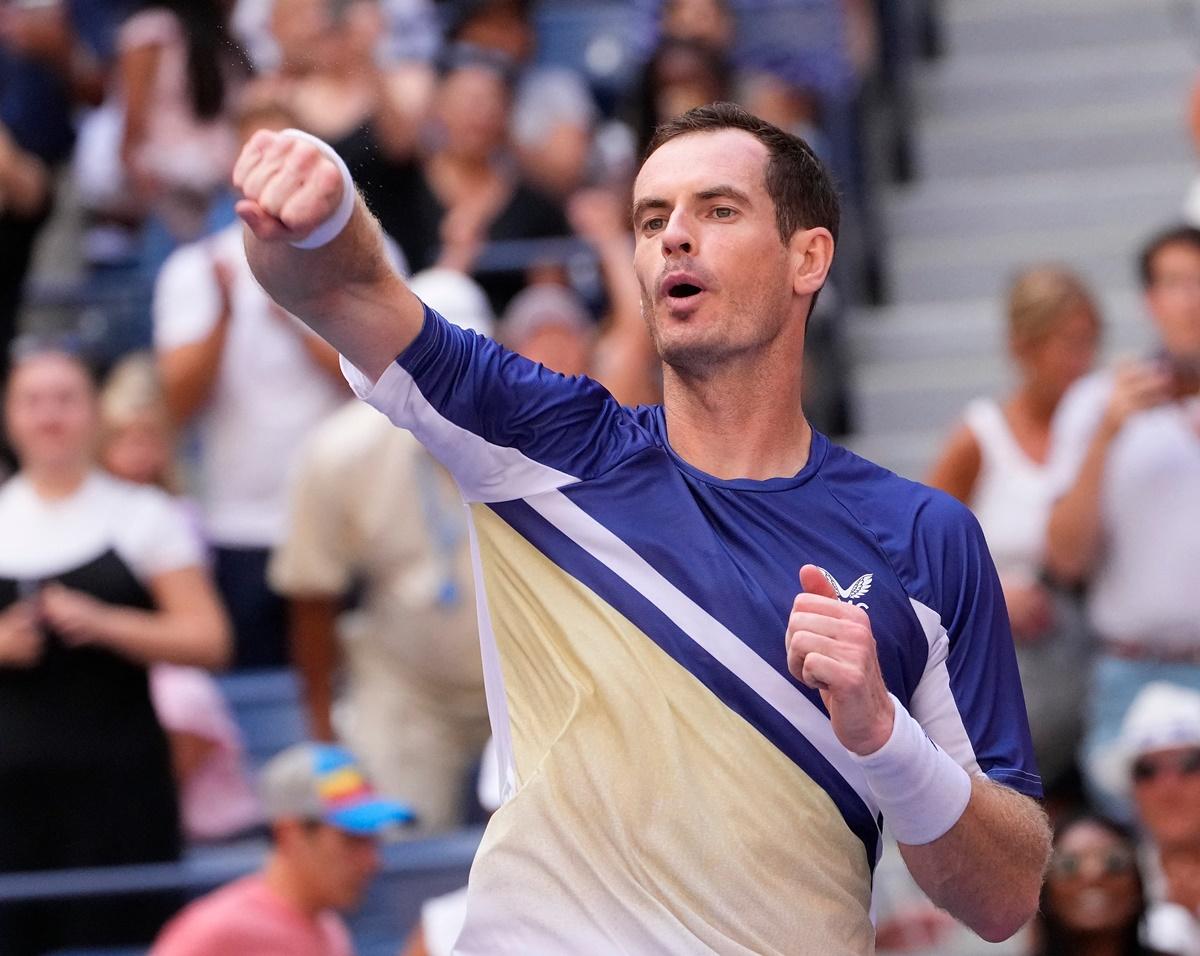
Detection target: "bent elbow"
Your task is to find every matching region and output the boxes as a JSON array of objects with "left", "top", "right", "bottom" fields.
[{"left": 971, "top": 894, "right": 1039, "bottom": 944}]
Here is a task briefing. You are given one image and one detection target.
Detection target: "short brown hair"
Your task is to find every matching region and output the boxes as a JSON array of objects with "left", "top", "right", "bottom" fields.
[
  {"left": 1139, "top": 224, "right": 1200, "bottom": 289},
  {"left": 644, "top": 101, "right": 840, "bottom": 245}
]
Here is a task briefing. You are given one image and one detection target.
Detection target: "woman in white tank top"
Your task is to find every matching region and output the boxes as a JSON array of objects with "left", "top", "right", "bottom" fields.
[{"left": 928, "top": 265, "right": 1102, "bottom": 793}]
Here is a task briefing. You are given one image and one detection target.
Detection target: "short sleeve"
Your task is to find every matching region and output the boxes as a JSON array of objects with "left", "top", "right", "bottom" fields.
[
  {"left": 268, "top": 430, "right": 356, "bottom": 597},
  {"left": 153, "top": 240, "right": 222, "bottom": 351},
  {"left": 341, "top": 304, "right": 652, "bottom": 503},
  {"left": 116, "top": 487, "right": 206, "bottom": 579},
  {"left": 907, "top": 494, "right": 1043, "bottom": 798}
]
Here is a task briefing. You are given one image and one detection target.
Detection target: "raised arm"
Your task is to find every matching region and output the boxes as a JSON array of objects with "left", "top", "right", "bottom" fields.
[
  {"left": 233, "top": 129, "right": 422, "bottom": 382},
  {"left": 1044, "top": 361, "right": 1172, "bottom": 583}
]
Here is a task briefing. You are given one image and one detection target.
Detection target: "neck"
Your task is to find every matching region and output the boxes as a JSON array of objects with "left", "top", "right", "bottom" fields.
[
  {"left": 261, "top": 851, "right": 323, "bottom": 920},
  {"left": 1009, "top": 382, "right": 1060, "bottom": 425},
  {"left": 23, "top": 463, "right": 90, "bottom": 500},
  {"left": 662, "top": 344, "right": 811, "bottom": 480}
]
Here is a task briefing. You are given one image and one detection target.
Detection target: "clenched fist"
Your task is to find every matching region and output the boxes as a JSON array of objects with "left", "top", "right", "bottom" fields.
[
  {"left": 233, "top": 129, "right": 347, "bottom": 244},
  {"left": 786, "top": 564, "right": 894, "bottom": 756}
]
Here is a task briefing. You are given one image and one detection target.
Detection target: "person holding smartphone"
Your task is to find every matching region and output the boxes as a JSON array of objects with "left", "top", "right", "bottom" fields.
[{"left": 1046, "top": 224, "right": 1200, "bottom": 815}]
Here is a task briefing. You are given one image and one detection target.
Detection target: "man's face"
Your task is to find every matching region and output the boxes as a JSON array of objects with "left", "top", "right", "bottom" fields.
[
  {"left": 293, "top": 822, "right": 382, "bottom": 910},
  {"left": 1145, "top": 241, "right": 1200, "bottom": 362},
  {"left": 1131, "top": 746, "right": 1200, "bottom": 850},
  {"left": 631, "top": 129, "right": 799, "bottom": 374}
]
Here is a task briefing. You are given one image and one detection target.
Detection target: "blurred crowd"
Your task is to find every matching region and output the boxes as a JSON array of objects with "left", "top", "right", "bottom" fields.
[{"left": 1, "top": 0, "right": 1199, "bottom": 954}]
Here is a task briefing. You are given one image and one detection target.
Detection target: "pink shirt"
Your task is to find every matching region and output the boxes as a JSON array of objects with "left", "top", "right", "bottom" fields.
[
  {"left": 150, "top": 665, "right": 262, "bottom": 842},
  {"left": 151, "top": 875, "right": 354, "bottom": 956}
]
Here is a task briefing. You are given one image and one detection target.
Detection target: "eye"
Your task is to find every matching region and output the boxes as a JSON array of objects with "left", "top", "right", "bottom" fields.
[
  {"left": 712, "top": 206, "right": 736, "bottom": 219},
  {"left": 642, "top": 217, "right": 666, "bottom": 233}
]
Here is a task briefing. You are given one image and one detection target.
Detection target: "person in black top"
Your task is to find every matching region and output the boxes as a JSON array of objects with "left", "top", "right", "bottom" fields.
[
  {"left": 0, "top": 347, "right": 230, "bottom": 955},
  {"left": 333, "top": 46, "right": 571, "bottom": 316}
]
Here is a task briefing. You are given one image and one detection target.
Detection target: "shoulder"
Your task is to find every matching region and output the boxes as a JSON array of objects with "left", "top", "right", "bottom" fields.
[
  {"left": 1055, "top": 369, "right": 1113, "bottom": 430},
  {"left": 0, "top": 476, "right": 28, "bottom": 520},
  {"left": 154, "top": 879, "right": 255, "bottom": 950},
  {"left": 95, "top": 472, "right": 181, "bottom": 523},
  {"left": 818, "top": 441, "right": 986, "bottom": 603}
]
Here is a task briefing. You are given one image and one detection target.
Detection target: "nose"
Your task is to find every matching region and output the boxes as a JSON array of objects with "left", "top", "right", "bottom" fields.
[{"left": 660, "top": 208, "right": 695, "bottom": 258}]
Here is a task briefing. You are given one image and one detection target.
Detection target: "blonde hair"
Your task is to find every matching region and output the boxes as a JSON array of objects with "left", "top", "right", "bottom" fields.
[
  {"left": 98, "top": 352, "right": 181, "bottom": 493},
  {"left": 1007, "top": 265, "right": 1099, "bottom": 346}
]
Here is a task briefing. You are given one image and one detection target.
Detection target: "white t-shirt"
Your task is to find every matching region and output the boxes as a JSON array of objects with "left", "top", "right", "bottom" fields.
[
  {"left": 0, "top": 471, "right": 203, "bottom": 581},
  {"left": 962, "top": 397, "right": 1073, "bottom": 578},
  {"left": 1052, "top": 369, "right": 1200, "bottom": 645},
  {"left": 153, "top": 223, "right": 347, "bottom": 547}
]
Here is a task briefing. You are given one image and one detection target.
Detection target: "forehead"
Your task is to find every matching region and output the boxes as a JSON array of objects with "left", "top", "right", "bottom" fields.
[
  {"left": 635, "top": 129, "right": 769, "bottom": 202},
  {"left": 1150, "top": 240, "right": 1200, "bottom": 275},
  {"left": 1057, "top": 820, "right": 1121, "bottom": 853},
  {"left": 10, "top": 354, "right": 91, "bottom": 392}
]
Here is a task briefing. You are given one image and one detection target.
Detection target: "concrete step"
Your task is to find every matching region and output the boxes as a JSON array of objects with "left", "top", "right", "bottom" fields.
[
  {"left": 846, "top": 289, "right": 1147, "bottom": 363},
  {"left": 945, "top": 0, "right": 1189, "bottom": 57},
  {"left": 887, "top": 216, "right": 1186, "bottom": 304},
  {"left": 917, "top": 39, "right": 1191, "bottom": 122},
  {"left": 843, "top": 429, "right": 945, "bottom": 483},
  {"left": 885, "top": 162, "right": 1194, "bottom": 240},
  {"left": 916, "top": 96, "right": 1192, "bottom": 180}
]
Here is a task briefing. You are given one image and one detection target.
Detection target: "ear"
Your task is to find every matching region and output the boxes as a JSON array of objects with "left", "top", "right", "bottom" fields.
[{"left": 790, "top": 227, "right": 835, "bottom": 299}]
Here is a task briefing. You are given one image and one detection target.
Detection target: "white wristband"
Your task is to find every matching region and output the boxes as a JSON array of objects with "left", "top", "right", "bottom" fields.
[
  {"left": 851, "top": 693, "right": 972, "bottom": 846},
  {"left": 279, "top": 128, "right": 357, "bottom": 250}
]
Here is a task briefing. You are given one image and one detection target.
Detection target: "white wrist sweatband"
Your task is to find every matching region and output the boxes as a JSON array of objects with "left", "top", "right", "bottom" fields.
[
  {"left": 280, "top": 128, "right": 356, "bottom": 250},
  {"left": 851, "top": 693, "right": 972, "bottom": 846}
]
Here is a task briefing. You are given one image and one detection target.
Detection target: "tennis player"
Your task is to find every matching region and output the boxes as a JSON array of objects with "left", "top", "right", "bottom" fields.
[{"left": 233, "top": 103, "right": 1050, "bottom": 954}]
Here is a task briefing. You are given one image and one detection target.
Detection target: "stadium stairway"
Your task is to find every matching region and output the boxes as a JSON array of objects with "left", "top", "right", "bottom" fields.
[{"left": 845, "top": 0, "right": 1198, "bottom": 480}]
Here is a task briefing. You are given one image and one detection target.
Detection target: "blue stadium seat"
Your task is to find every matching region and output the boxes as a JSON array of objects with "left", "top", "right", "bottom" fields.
[{"left": 215, "top": 669, "right": 308, "bottom": 771}]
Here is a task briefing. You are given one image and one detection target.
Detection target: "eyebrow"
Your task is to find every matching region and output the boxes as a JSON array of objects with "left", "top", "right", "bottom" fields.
[{"left": 630, "top": 185, "right": 754, "bottom": 224}]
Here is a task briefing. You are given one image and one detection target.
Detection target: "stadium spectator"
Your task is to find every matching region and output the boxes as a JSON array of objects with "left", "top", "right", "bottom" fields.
[
  {"left": 0, "top": 346, "right": 229, "bottom": 954},
  {"left": 154, "top": 100, "right": 348, "bottom": 668},
  {"left": 1035, "top": 813, "right": 1171, "bottom": 956},
  {"left": 1095, "top": 683, "right": 1200, "bottom": 956},
  {"left": 928, "top": 265, "right": 1101, "bottom": 797},
  {"left": 269, "top": 269, "right": 495, "bottom": 834},
  {"left": 242, "top": 0, "right": 432, "bottom": 162},
  {"left": 112, "top": 0, "right": 250, "bottom": 269},
  {"left": 1046, "top": 226, "right": 1200, "bottom": 809},
  {"left": 0, "top": 0, "right": 104, "bottom": 416},
  {"left": 97, "top": 354, "right": 262, "bottom": 844},
  {"left": 151, "top": 742, "right": 413, "bottom": 956},
  {"left": 335, "top": 45, "right": 571, "bottom": 315},
  {"left": 625, "top": 36, "right": 733, "bottom": 158},
  {"left": 445, "top": 0, "right": 611, "bottom": 201}
]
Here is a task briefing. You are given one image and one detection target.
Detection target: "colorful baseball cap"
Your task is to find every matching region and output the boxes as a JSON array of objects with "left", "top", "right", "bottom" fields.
[{"left": 260, "top": 743, "right": 415, "bottom": 836}]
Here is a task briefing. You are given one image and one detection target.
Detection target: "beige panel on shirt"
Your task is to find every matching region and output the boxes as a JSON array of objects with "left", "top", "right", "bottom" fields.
[{"left": 456, "top": 503, "right": 875, "bottom": 956}]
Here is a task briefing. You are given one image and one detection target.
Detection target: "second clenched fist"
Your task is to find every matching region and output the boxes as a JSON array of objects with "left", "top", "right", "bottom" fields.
[{"left": 233, "top": 130, "right": 346, "bottom": 244}]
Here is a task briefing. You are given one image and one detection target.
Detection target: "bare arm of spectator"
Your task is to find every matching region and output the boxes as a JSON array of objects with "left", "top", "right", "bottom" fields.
[
  {"left": 925, "top": 422, "right": 981, "bottom": 505},
  {"left": 158, "top": 260, "right": 234, "bottom": 424},
  {"left": 117, "top": 35, "right": 164, "bottom": 198},
  {"left": 40, "top": 566, "right": 231, "bottom": 670},
  {"left": 0, "top": 123, "right": 50, "bottom": 218},
  {"left": 0, "top": 2, "right": 104, "bottom": 106},
  {"left": 0, "top": 600, "right": 42, "bottom": 667},
  {"left": 1045, "top": 362, "right": 1172, "bottom": 583},
  {"left": 236, "top": 130, "right": 423, "bottom": 381},
  {"left": 287, "top": 595, "right": 340, "bottom": 742},
  {"left": 571, "top": 188, "right": 660, "bottom": 407}
]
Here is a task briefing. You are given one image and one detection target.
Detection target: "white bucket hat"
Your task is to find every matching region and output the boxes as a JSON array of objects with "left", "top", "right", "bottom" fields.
[{"left": 1092, "top": 682, "right": 1200, "bottom": 796}]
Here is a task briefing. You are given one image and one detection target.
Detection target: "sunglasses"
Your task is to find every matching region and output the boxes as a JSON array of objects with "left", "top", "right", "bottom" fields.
[
  {"left": 1131, "top": 748, "right": 1200, "bottom": 784},
  {"left": 1048, "top": 848, "right": 1136, "bottom": 881}
]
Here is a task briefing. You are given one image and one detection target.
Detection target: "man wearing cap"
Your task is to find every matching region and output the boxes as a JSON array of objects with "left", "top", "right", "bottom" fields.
[
  {"left": 151, "top": 743, "right": 412, "bottom": 956},
  {"left": 1098, "top": 683, "right": 1200, "bottom": 956}
]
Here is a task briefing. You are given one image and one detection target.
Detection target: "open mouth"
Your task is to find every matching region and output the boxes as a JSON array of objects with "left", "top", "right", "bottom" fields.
[{"left": 668, "top": 283, "right": 703, "bottom": 299}]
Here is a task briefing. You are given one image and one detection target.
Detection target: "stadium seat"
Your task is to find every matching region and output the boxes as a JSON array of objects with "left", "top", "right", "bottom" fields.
[{"left": 215, "top": 669, "right": 308, "bottom": 771}]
